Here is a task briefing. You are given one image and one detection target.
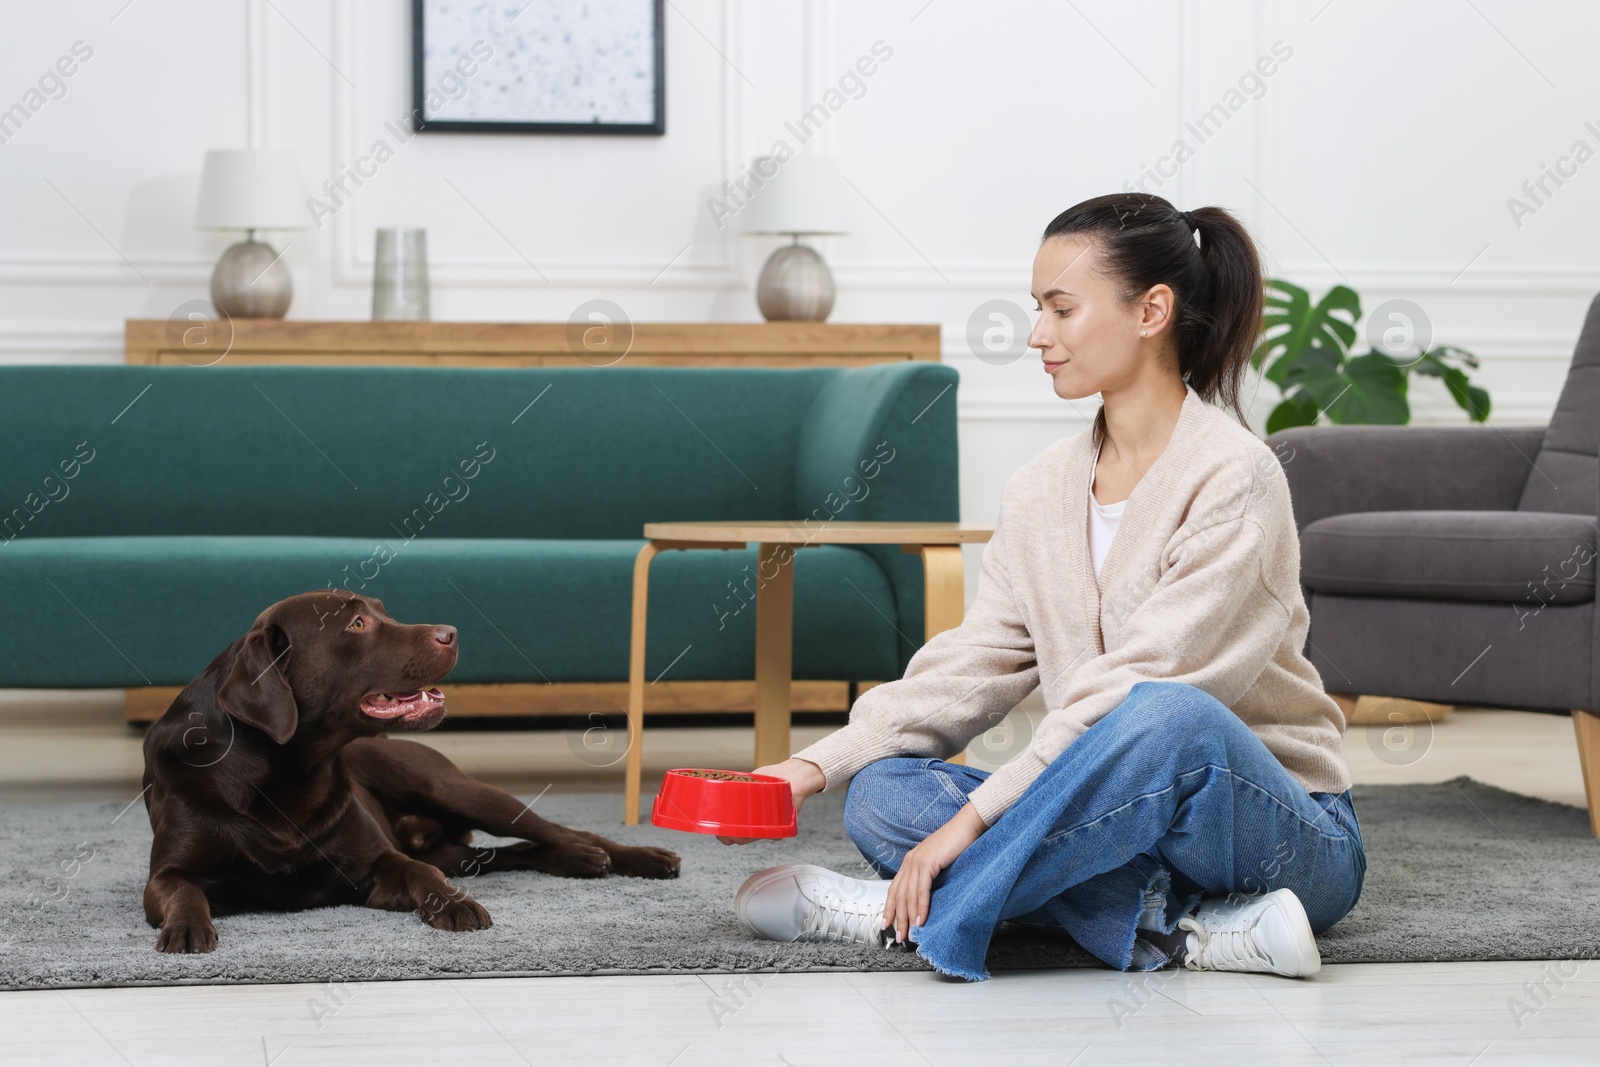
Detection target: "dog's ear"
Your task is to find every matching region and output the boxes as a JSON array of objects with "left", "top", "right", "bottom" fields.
[{"left": 217, "top": 624, "right": 297, "bottom": 744}]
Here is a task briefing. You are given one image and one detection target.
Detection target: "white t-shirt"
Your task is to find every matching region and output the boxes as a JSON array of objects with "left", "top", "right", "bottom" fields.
[{"left": 1088, "top": 441, "right": 1126, "bottom": 580}]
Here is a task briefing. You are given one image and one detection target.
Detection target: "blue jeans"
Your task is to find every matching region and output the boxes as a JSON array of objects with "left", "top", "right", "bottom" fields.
[{"left": 842, "top": 681, "right": 1367, "bottom": 980}]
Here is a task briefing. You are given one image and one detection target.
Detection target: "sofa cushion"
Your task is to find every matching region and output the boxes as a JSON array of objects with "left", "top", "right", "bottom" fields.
[
  {"left": 0, "top": 363, "right": 956, "bottom": 539},
  {"left": 1300, "top": 510, "right": 1596, "bottom": 604},
  {"left": 0, "top": 537, "right": 902, "bottom": 688}
]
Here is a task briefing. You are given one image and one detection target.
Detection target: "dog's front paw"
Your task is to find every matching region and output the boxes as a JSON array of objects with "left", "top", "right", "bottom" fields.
[
  {"left": 418, "top": 888, "right": 492, "bottom": 932},
  {"left": 610, "top": 845, "right": 682, "bottom": 879},
  {"left": 156, "top": 917, "right": 218, "bottom": 953},
  {"left": 549, "top": 843, "right": 612, "bottom": 878}
]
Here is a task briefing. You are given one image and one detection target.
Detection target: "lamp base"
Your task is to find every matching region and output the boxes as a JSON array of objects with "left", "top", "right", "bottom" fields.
[
  {"left": 211, "top": 239, "right": 292, "bottom": 319},
  {"left": 756, "top": 242, "right": 835, "bottom": 322}
]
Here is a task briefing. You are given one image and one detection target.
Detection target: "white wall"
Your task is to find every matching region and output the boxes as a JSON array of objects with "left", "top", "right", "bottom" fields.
[{"left": 2, "top": 0, "right": 1597, "bottom": 543}]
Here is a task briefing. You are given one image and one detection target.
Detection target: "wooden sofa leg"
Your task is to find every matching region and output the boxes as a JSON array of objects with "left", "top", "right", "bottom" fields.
[{"left": 1573, "top": 710, "right": 1600, "bottom": 838}]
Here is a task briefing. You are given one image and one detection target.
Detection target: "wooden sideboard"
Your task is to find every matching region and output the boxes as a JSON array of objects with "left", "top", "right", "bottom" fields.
[
  {"left": 120, "top": 318, "right": 938, "bottom": 723},
  {"left": 124, "top": 319, "right": 940, "bottom": 368}
]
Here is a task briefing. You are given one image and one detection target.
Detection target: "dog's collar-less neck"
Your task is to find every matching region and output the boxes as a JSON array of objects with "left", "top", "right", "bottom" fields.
[{"left": 267, "top": 732, "right": 359, "bottom": 774}]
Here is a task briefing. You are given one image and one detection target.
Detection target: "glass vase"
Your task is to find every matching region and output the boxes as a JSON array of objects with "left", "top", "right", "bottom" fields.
[{"left": 372, "top": 228, "right": 430, "bottom": 321}]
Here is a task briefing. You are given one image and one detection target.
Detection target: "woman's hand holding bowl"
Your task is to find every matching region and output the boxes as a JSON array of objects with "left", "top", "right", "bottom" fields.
[{"left": 716, "top": 757, "right": 824, "bottom": 845}]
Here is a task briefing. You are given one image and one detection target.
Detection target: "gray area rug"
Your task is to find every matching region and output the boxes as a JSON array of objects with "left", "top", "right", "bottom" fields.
[{"left": 1, "top": 776, "right": 1596, "bottom": 990}]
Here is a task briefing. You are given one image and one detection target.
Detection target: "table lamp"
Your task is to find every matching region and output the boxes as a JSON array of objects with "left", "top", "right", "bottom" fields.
[
  {"left": 194, "top": 149, "right": 308, "bottom": 318},
  {"left": 741, "top": 154, "right": 850, "bottom": 321}
]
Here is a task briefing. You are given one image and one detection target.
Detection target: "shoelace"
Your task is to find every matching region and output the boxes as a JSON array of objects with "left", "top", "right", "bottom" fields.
[
  {"left": 797, "top": 882, "right": 887, "bottom": 946},
  {"left": 1176, "top": 912, "right": 1269, "bottom": 971}
]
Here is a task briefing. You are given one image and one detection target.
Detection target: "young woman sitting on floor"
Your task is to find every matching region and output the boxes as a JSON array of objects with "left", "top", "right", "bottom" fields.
[{"left": 720, "top": 192, "right": 1365, "bottom": 981}]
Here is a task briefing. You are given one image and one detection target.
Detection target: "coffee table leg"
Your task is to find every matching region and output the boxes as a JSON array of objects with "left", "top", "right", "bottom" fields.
[
  {"left": 754, "top": 542, "right": 795, "bottom": 770},
  {"left": 918, "top": 545, "right": 966, "bottom": 640},
  {"left": 625, "top": 542, "right": 662, "bottom": 825},
  {"left": 918, "top": 544, "right": 969, "bottom": 766}
]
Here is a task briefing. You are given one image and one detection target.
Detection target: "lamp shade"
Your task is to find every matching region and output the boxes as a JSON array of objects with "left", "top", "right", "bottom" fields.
[
  {"left": 195, "top": 149, "right": 308, "bottom": 231},
  {"left": 741, "top": 154, "right": 850, "bottom": 236}
]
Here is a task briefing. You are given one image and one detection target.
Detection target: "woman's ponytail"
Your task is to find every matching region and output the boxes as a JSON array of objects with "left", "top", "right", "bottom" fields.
[{"left": 1182, "top": 206, "right": 1264, "bottom": 427}]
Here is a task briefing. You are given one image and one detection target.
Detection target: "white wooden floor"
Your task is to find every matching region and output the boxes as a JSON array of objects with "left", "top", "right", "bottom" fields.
[
  {"left": 6, "top": 963, "right": 1599, "bottom": 1066},
  {"left": 2, "top": 691, "right": 1597, "bottom": 1065}
]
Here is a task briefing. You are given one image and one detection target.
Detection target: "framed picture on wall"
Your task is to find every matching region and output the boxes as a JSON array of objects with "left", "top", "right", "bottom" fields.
[{"left": 411, "top": 0, "right": 665, "bottom": 135}]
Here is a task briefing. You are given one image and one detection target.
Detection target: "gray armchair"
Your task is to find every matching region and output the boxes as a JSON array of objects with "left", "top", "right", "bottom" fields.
[{"left": 1265, "top": 293, "right": 1600, "bottom": 836}]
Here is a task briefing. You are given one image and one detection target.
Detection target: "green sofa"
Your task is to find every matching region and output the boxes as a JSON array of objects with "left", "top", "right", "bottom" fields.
[{"left": 0, "top": 361, "right": 958, "bottom": 693}]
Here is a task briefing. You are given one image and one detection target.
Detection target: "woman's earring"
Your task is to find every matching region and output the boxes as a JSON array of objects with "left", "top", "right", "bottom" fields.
[{"left": 1140, "top": 330, "right": 1147, "bottom": 336}]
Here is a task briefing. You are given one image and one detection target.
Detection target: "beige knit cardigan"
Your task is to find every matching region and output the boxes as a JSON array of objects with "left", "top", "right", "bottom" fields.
[{"left": 794, "top": 381, "right": 1352, "bottom": 827}]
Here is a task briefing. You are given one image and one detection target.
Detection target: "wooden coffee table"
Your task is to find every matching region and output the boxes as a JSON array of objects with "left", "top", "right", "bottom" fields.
[{"left": 623, "top": 521, "right": 995, "bottom": 824}]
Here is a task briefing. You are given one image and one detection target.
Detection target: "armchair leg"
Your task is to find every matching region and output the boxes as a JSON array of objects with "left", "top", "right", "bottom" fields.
[
  {"left": 1329, "top": 692, "right": 1453, "bottom": 726},
  {"left": 1573, "top": 710, "right": 1600, "bottom": 838}
]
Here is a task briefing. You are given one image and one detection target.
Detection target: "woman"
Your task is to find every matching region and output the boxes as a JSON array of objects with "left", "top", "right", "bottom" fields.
[{"left": 721, "top": 193, "right": 1365, "bottom": 981}]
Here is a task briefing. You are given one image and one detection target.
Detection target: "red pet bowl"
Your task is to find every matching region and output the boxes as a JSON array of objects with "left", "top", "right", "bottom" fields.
[{"left": 650, "top": 768, "right": 797, "bottom": 838}]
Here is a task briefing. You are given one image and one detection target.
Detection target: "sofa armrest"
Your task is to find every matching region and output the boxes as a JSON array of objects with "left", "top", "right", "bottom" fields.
[
  {"left": 1264, "top": 424, "right": 1547, "bottom": 532},
  {"left": 794, "top": 362, "right": 960, "bottom": 523},
  {"left": 794, "top": 361, "right": 961, "bottom": 672}
]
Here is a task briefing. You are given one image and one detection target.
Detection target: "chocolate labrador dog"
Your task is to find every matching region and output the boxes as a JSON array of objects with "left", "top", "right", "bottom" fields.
[{"left": 141, "top": 590, "right": 680, "bottom": 953}]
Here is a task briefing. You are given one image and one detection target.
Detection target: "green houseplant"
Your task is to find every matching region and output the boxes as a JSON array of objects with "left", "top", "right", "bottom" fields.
[{"left": 1251, "top": 279, "right": 1492, "bottom": 434}]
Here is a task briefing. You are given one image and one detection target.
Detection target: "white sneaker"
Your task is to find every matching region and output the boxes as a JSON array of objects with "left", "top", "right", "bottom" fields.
[
  {"left": 735, "top": 864, "right": 900, "bottom": 948},
  {"left": 1176, "top": 888, "right": 1322, "bottom": 977}
]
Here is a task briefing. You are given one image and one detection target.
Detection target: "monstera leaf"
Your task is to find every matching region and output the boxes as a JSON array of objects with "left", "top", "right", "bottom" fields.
[
  {"left": 1264, "top": 390, "right": 1321, "bottom": 434},
  {"left": 1253, "top": 279, "right": 1361, "bottom": 382},
  {"left": 1413, "top": 345, "right": 1491, "bottom": 422},
  {"left": 1323, "top": 352, "right": 1410, "bottom": 424},
  {"left": 1266, "top": 346, "right": 1408, "bottom": 430},
  {"left": 1253, "top": 279, "right": 1492, "bottom": 429}
]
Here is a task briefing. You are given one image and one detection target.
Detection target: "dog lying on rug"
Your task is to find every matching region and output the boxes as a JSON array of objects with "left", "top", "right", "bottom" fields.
[{"left": 141, "top": 591, "right": 680, "bottom": 953}]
